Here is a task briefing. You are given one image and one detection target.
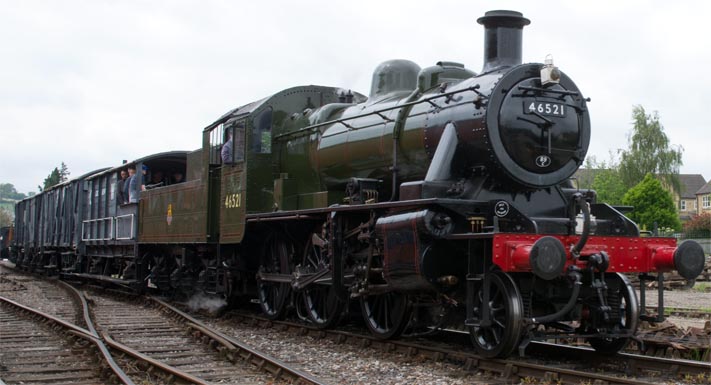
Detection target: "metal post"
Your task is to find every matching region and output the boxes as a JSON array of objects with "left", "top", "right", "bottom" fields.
[{"left": 656, "top": 273, "right": 664, "bottom": 322}]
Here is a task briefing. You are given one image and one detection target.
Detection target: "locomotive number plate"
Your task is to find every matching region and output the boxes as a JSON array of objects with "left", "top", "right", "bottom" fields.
[{"left": 523, "top": 99, "right": 566, "bottom": 117}]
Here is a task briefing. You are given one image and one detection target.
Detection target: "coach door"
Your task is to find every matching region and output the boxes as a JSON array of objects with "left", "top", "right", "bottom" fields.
[
  {"left": 215, "top": 117, "right": 247, "bottom": 244},
  {"left": 208, "top": 119, "right": 241, "bottom": 242}
]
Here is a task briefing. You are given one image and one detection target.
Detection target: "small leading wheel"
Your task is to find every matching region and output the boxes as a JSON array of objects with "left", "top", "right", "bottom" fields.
[
  {"left": 302, "top": 233, "right": 345, "bottom": 328},
  {"left": 360, "top": 291, "right": 411, "bottom": 339},
  {"left": 256, "top": 232, "right": 293, "bottom": 320},
  {"left": 469, "top": 272, "right": 524, "bottom": 358},
  {"left": 587, "top": 273, "right": 639, "bottom": 354}
]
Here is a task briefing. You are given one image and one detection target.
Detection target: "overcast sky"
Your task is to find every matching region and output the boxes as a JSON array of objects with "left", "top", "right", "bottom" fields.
[{"left": 1, "top": 0, "right": 709, "bottom": 194}]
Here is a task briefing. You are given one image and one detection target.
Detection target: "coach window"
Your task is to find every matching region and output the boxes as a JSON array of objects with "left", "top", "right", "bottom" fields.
[{"left": 253, "top": 108, "right": 272, "bottom": 154}]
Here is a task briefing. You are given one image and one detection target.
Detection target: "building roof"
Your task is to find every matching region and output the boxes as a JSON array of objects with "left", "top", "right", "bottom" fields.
[
  {"left": 679, "top": 174, "right": 707, "bottom": 198},
  {"left": 697, "top": 180, "right": 711, "bottom": 195}
]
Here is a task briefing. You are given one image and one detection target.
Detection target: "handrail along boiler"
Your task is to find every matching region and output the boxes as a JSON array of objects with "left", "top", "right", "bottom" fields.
[{"left": 11, "top": 10, "right": 705, "bottom": 358}]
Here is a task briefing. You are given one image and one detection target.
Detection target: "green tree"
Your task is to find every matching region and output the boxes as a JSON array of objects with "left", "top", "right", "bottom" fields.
[
  {"left": 59, "top": 161, "right": 70, "bottom": 182},
  {"left": 39, "top": 167, "right": 61, "bottom": 192},
  {"left": 591, "top": 168, "right": 626, "bottom": 205},
  {"left": 0, "top": 207, "right": 12, "bottom": 228},
  {"left": 0, "top": 183, "right": 27, "bottom": 201},
  {"left": 584, "top": 152, "right": 625, "bottom": 205},
  {"left": 38, "top": 162, "right": 70, "bottom": 192},
  {"left": 622, "top": 173, "right": 681, "bottom": 231},
  {"left": 618, "top": 105, "right": 683, "bottom": 192}
]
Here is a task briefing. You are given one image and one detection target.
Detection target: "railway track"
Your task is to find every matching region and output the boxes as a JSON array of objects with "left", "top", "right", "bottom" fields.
[
  {"left": 1, "top": 264, "right": 328, "bottom": 385},
  {"left": 0, "top": 296, "right": 131, "bottom": 385},
  {"left": 87, "top": 290, "right": 327, "bottom": 385},
  {"left": 646, "top": 306, "right": 711, "bottom": 320},
  {"left": 4, "top": 262, "right": 709, "bottom": 384},
  {"left": 0, "top": 268, "right": 84, "bottom": 327},
  {"left": 211, "top": 310, "right": 711, "bottom": 385}
]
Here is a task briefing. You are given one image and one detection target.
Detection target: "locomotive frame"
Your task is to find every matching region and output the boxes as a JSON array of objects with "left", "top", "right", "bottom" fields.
[{"left": 10, "top": 10, "right": 705, "bottom": 359}]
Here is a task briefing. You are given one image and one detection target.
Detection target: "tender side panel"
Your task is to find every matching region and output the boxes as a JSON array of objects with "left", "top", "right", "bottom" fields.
[{"left": 139, "top": 179, "right": 208, "bottom": 243}]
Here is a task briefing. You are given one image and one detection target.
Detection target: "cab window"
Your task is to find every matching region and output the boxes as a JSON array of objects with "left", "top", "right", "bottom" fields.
[
  {"left": 252, "top": 108, "right": 272, "bottom": 154},
  {"left": 228, "top": 120, "right": 246, "bottom": 162},
  {"left": 208, "top": 123, "right": 225, "bottom": 166},
  {"left": 208, "top": 119, "right": 246, "bottom": 165}
]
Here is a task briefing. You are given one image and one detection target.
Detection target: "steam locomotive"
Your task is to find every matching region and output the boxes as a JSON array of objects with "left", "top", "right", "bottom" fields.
[{"left": 11, "top": 10, "right": 705, "bottom": 358}]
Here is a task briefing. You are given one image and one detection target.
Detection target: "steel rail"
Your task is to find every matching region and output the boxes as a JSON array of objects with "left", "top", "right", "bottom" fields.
[
  {"left": 526, "top": 341, "right": 711, "bottom": 377},
  {"left": 83, "top": 288, "right": 232, "bottom": 385},
  {"left": 101, "top": 332, "right": 210, "bottom": 385},
  {"left": 3, "top": 265, "right": 209, "bottom": 385},
  {"left": 0, "top": 294, "right": 136, "bottom": 385},
  {"left": 54, "top": 280, "right": 142, "bottom": 385},
  {"left": 644, "top": 305, "right": 711, "bottom": 318},
  {"left": 228, "top": 311, "right": 711, "bottom": 385},
  {"left": 55, "top": 279, "right": 93, "bottom": 330},
  {"left": 150, "top": 297, "right": 331, "bottom": 385}
]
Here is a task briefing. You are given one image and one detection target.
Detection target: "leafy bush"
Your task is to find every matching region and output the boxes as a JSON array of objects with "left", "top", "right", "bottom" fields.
[
  {"left": 683, "top": 212, "right": 711, "bottom": 237},
  {"left": 622, "top": 173, "right": 681, "bottom": 231}
]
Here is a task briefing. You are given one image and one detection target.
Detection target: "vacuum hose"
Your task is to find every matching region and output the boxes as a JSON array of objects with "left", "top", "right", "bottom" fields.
[{"left": 571, "top": 194, "right": 590, "bottom": 258}]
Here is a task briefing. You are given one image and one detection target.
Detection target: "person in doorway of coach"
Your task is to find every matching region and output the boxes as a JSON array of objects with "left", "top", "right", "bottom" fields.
[
  {"left": 117, "top": 169, "right": 129, "bottom": 204},
  {"left": 146, "top": 170, "right": 164, "bottom": 189},
  {"left": 125, "top": 166, "right": 136, "bottom": 203},
  {"left": 128, "top": 165, "right": 147, "bottom": 203},
  {"left": 172, "top": 171, "right": 184, "bottom": 184}
]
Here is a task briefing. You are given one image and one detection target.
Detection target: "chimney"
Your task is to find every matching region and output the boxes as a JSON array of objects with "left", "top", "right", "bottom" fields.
[{"left": 477, "top": 10, "right": 530, "bottom": 73}]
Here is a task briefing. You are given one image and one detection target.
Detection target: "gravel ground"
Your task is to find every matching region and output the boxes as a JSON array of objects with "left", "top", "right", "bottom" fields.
[
  {"left": 0, "top": 264, "right": 78, "bottom": 323},
  {"left": 0, "top": 263, "right": 494, "bottom": 384},
  {"left": 642, "top": 286, "right": 711, "bottom": 329},
  {"left": 643, "top": 287, "right": 711, "bottom": 309},
  {"left": 205, "top": 316, "right": 496, "bottom": 385}
]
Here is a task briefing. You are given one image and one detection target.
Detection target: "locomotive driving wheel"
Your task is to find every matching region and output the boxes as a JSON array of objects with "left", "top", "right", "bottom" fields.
[
  {"left": 360, "top": 291, "right": 411, "bottom": 339},
  {"left": 469, "top": 272, "right": 524, "bottom": 358},
  {"left": 256, "top": 231, "right": 293, "bottom": 320},
  {"left": 586, "top": 273, "right": 639, "bottom": 354},
  {"left": 301, "top": 232, "right": 345, "bottom": 328}
]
